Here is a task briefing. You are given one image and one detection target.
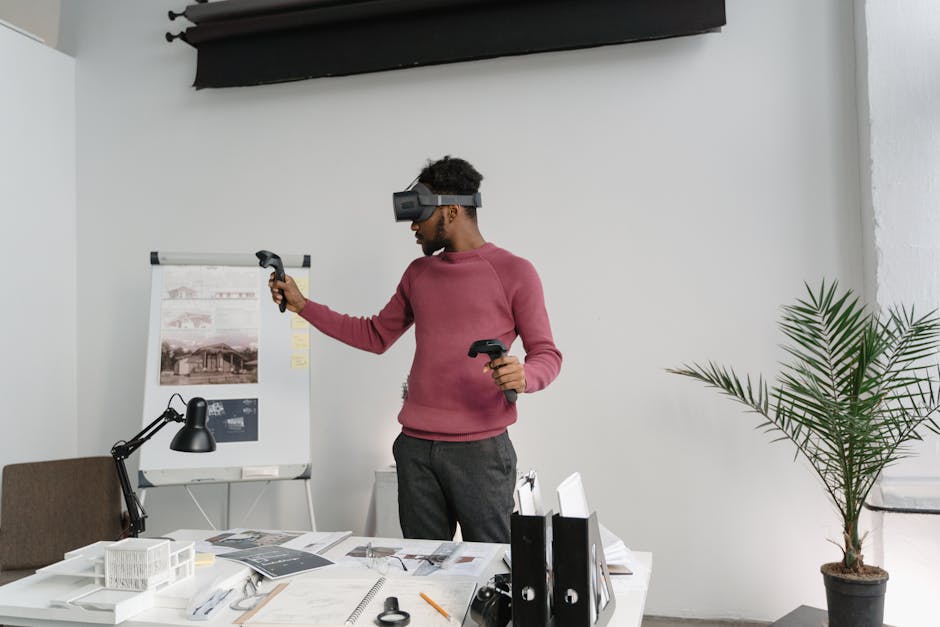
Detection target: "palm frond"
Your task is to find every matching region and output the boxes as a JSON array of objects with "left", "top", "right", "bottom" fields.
[{"left": 669, "top": 281, "right": 940, "bottom": 572}]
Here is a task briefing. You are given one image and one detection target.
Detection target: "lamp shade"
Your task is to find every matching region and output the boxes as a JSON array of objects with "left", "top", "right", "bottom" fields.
[{"left": 170, "top": 397, "right": 216, "bottom": 452}]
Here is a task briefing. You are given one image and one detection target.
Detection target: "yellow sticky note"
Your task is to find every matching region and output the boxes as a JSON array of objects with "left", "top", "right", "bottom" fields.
[
  {"left": 292, "top": 332, "right": 310, "bottom": 350},
  {"left": 291, "top": 353, "right": 309, "bottom": 369},
  {"left": 295, "top": 277, "right": 309, "bottom": 293},
  {"left": 291, "top": 314, "right": 307, "bottom": 329}
]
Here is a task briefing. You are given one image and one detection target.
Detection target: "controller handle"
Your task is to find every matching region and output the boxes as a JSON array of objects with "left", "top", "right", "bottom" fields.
[
  {"left": 468, "top": 339, "right": 518, "bottom": 403},
  {"left": 256, "top": 250, "right": 287, "bottom": 313}
]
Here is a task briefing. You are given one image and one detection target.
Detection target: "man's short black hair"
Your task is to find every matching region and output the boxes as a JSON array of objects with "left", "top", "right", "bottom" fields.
[{"left": 418, "top": 156, "right": 483, "bottom": 219}]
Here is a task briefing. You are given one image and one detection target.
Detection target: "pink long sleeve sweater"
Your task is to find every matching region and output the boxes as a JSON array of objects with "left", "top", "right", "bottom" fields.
[{"left": 299, "top": 243, "right": 562, "bottom": 441}]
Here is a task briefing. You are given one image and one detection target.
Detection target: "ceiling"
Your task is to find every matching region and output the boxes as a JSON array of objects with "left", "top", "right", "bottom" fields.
[{"left": 0, "top": 0, "right": 61, "bottom": 48}]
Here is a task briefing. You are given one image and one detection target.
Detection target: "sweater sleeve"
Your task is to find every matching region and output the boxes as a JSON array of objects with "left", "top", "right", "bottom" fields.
[
  {"left": 299, "top": 279, "right": 414, "bottom": 354},
  {"left": 509, "top": 259, "right": 562, "bottom": 393}
]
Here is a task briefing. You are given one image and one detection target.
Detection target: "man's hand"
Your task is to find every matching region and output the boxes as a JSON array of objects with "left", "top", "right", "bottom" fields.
[
  {"left": 483, "top": 355, "right": 526, "bottom": 396},
  {"left": 268, "top": 272, "right": 307, "bottom": 313}
]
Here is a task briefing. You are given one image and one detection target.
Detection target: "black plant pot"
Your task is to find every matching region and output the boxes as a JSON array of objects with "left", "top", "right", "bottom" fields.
[{"left": 821, "top": 564, "right": 889, "bottom": 627}]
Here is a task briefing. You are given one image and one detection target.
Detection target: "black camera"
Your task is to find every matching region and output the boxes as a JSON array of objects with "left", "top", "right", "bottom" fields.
[{"left": 469, "top": 573, "right": 511, "bottom": 627}]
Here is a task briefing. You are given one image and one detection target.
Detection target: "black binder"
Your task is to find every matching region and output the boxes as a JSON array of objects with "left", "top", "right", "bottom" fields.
[
  {"left": 552, "top": 511, "right": 616, "bottom": 626},
  {"left": 510, "top": 511, "right": 554, "bottom": 626}
]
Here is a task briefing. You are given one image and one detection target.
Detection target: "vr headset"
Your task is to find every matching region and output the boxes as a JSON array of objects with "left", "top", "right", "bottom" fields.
[{"left": 392, "top": 182, "right": 482, "bottom": 223}]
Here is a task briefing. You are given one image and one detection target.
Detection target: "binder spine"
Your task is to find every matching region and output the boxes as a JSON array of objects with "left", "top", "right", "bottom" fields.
[
  {"left": 552, "top": 511, "right": 616, "bottom": 627},
  {"left": 510, "top": 511, "right": 554, "bottom": 626}
]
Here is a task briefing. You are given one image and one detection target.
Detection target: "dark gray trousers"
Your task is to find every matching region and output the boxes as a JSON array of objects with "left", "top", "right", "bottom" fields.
[{"left": 393, "top": 431, "right": 517, "bottom": 544}]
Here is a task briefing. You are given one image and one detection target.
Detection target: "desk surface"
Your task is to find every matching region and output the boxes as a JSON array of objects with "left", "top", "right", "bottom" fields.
[{"left": 0, "top": 529, "right": 652, "bottom": 627}]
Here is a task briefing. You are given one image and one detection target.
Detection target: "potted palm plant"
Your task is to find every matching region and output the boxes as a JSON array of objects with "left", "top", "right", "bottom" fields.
[{"left": 669, "top": 281, "right": 940, "bottom": 627}]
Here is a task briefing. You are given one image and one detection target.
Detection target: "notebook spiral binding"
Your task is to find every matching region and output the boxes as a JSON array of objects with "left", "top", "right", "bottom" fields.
[{"left": 345, "top": 576, "right": 387, "bottom": 624}]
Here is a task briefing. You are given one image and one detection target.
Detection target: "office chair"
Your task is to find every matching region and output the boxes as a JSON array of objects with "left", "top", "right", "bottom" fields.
[{"left": 0, "top": 456, "right": 125, "bottom": 586}]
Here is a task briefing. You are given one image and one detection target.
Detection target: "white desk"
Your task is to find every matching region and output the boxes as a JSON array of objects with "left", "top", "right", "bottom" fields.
[{"left": 0, "top": 529, "right": 652, "bottom": 627}]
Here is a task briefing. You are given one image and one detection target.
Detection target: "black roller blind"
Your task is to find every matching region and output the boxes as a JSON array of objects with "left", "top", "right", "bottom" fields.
[{"left": 166, "top": 0, "right": 726, "bottom": 88}]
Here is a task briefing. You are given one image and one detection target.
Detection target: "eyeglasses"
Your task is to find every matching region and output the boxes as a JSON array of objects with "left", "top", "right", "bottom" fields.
[{"left": 365, "top": 542, "right": 408, "bottom": 574}]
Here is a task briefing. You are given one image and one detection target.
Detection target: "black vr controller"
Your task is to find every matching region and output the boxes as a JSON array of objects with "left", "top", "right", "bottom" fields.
[
  {"left": 468, "top": 339, "right": 517, "bottom": 403},
  {"left": 256, "top": 250, "right": 287, "bottom": 313}
]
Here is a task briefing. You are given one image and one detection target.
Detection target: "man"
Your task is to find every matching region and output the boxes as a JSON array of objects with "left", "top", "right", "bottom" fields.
[{"left": 269, "top": 156, "right": 561, "bottom": 543}]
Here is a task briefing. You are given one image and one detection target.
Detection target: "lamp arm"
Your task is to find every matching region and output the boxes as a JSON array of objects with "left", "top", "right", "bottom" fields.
[
  {"left": 110, "top": 408, "right": 183, "bottom": 537},
  {"left": 112, "top": 454, "right": 146, "bottom": 537},
  {"left": 113, "top": 409, "right": 183, "bottom": 460}
]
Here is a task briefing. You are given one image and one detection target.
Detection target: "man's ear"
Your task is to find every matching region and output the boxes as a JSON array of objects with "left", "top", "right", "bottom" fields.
[{"left": 447, "top": 205, "right": 460, "bottom": 222}]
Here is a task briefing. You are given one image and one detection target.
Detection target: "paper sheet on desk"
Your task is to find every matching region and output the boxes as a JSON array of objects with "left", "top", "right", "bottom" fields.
[
  {"left": 332, "top": 539, "right": 500, "bottom": 579},
  {"left": 242, "top": 576, "right": 477, "bottom": 626}
]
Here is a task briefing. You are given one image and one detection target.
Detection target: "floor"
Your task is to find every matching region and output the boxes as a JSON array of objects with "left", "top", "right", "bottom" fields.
[{"left": 643, "top": 618, "right": 769, "bottom": 627}]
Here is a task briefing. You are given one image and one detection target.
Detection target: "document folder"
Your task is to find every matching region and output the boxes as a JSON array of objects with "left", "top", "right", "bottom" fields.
[
  {"left": 510, "top": 511, "right": 554, "bottom": 626},
  {"left": 552, "top": 511, "right": 616, "bottom": 627}
]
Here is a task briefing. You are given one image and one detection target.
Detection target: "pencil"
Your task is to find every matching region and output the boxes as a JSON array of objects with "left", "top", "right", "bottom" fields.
[{"left": 419, "top": 592, "right": 452, "bottom": 622}]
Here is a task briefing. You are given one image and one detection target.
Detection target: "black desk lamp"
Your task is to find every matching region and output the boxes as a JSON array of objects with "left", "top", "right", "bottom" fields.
[{"left": 111, "top": 395, "right": 216, "bottom": 537}]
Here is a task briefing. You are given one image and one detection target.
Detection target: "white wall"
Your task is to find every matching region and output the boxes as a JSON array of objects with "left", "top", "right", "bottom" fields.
[
  {"left": 866, "top": 0, "right": 940, "bottom": 479},
  {"left": 60, "top": 0, "right": 862, "bottom": 621},
  {"left": 0, "top": 24, "right": 77, "bottom": 479},
  {"left": 861, "top": 2, "right": 940, "bottom": 625}
]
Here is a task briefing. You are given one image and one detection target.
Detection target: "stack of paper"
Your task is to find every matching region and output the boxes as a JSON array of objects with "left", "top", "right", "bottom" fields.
[{"left": 599, "top": 523, "right": 633, "bottom": 574}]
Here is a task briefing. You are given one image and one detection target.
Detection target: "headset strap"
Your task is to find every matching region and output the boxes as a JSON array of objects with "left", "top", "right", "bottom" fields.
[{"left": 416, "top": 191, "right": 482, "bottom": 208}]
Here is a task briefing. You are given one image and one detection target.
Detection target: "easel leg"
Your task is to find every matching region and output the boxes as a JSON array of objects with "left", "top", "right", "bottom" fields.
[
  {"left": 241, "top": 481, "right": 272, "bottom": 526},
  {"left": 184, "top": 485, "right": 218, "bottom": 530}
]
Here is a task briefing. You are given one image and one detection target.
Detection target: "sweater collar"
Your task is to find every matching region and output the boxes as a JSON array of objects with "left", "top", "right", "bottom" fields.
[{"left": 439, "top": 242, "right": 495, "bottom": 263}]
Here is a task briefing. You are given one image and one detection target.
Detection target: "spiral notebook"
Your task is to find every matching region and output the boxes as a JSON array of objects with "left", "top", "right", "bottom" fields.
[{"left": 238, "top": 575, "right": 476, "bottom": 626}]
